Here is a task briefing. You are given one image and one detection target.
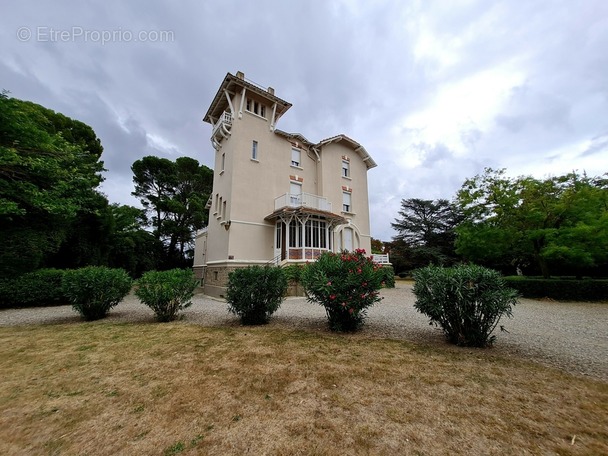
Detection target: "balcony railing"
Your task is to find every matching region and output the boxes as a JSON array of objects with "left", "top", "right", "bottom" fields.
[
  {"left": 274, "top": 192, "right": 332, "bottom": 212},
  {"left": 211, "top": 111, "right": 233, "bottom": 148},
  {"left": 372, "top": 253, "right": 390, "bottom": 264}
]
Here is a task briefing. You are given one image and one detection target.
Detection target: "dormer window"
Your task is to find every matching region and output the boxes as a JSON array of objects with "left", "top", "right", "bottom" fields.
[{"left": 246, "top": 98, "right": 266, "bottom": 118}]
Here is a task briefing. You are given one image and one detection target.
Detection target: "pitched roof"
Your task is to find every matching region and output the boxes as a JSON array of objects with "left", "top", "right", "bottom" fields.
[
  {"left": 203, "top": 72, "right": 292, "bottom": 124},
  {"left": 275, "top": 131, "right": 377, "bottom": 169},
  {"left": 318, "top": 134, "right": 377, "bottom": 169},
  {"left": 274, "top": 130, "right": 315, "bottom": 148}
]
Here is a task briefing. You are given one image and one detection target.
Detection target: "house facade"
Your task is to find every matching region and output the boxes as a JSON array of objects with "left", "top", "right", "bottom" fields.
[{"left": 193, "top": 71, "right": 377, "bottom": 298}]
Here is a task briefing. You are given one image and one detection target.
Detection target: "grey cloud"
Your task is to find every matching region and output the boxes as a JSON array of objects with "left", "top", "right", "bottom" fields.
[
  {"left": 2, "top": 0, "right": 607, "bottom": 242},
  {"left": 580, "top": 132, "right": 608, "bottom": 157}
]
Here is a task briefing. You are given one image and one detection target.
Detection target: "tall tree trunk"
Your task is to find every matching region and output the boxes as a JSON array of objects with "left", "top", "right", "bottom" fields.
[{"left": 533, "top": 238, "right": 550, "bottom": 278}]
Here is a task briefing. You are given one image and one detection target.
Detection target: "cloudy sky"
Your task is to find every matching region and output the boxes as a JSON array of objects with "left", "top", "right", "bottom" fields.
[{"left": 2, "top": 0, "right": 607, "bottom": 241}]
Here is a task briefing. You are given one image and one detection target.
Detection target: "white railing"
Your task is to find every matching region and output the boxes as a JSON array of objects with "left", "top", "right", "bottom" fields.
[
  {"left": 274, "top": 192, "right": 332, "bottom": 212},
  {"left": 211, "top": 111, "right": 233, "bottom": 138},
  {"left": 372, "top": 253, "right": 390, "bottom": 264}
]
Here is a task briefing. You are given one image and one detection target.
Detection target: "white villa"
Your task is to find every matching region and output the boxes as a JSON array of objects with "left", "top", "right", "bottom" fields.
[{"left": 193, "top": 71, "right": 379, "bottom": 297}]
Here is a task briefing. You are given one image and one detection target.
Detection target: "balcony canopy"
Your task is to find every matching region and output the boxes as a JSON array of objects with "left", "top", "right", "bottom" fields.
[{"left": 265, "top": 192, "right": 347, "bottom": 227}]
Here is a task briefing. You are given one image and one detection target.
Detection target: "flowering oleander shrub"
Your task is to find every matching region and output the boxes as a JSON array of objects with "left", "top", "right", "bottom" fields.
[
  {"left": 226, "top": 266, "right": 288, "bottom": 325},
  {"left": 301, "top": 249, "right": 383, "bottom": 332},
  {"left": 412, "top": 264, "right": 519, "bottom": 347},
  {"left": 135, "top": 269, "right": 198, "bottom": 322}
]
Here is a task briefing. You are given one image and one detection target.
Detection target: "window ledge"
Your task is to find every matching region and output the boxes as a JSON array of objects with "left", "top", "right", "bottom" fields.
[
  {"left": 341, "top": 211, "right": 356, "bottom": 216},
  {"left": 219, "top": 170, "right": 225, "bottom": 175},
  {"left": 251, "top": 158, "right": 259, "bottom": 163},
  {"left": 290, "top": 165, "right": 303, "bottom": 170},
  {"left": 245, "top": 110, "right": 268, "bottom": 121},
  {"left": 342, "top": 176, "right": 352, "bottom": 180}
]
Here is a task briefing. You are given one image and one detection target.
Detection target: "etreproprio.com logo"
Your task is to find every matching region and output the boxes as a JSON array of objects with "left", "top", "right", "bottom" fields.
[{"left": 17, "top": 26, "right": 175, "bottom": 45}]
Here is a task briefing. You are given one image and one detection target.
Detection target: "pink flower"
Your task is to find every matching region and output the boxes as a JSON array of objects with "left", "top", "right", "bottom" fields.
[
  {"left": 330, "top": 294, "right": 336, "bottom": 300},
  {"left": 327, "top": 281, "right": 332, "bottom": 286},
  {"left": 341, "top": 302, "right": 346, "bottom": 307},
  {"left": 348, "top": 308, "right": 354, "bottom": 314}
]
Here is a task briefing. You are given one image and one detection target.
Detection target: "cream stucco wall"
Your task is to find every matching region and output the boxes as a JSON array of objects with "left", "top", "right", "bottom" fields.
[{"left": 197, "top": 73, "right": 375, "bottom": 296}]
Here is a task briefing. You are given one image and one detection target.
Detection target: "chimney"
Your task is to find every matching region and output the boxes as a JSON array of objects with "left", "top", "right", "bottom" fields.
[
  {"left": 267, "top": 87, "right": 275, "bottom": 95},
  {"left": 236, "top": 71, "right": 244, "bottom": 80}
]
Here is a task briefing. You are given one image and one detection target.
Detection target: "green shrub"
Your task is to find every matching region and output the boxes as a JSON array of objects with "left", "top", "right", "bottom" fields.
[
  {"left": 62, "top": 267, "right": 132, "bottom": 320},
  {"left": 377, "top": 265, "right": 396, "bottom": 288},
  {"left": 0, "top": 269, "right": 66, "bottom": 308},
  {"left": 301, "top": 249, "right": 383, "bottom": 332},
  {"left": 135, "top": 269, "right": 198, "bottom": 322},
  {"left": 412, "top": 264, "right": 519, "bottom": 347},
  {"left": 504, "top": 276, "right": 608, "bottom": 301},
  {"left": 283, "top": 263, "right": 305, "bottom": 283},
  {"left": 226, "top": 266, "right": 287, "bottom": 325}
]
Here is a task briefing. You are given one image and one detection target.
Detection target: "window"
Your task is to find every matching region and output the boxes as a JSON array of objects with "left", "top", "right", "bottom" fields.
[
  {"left": 342, "top": 192, "right": 352, "bottom": 212},
  {"left": 304, "top": 218, "right": 327, "bottom": 248},
  {"left": 246, "top": 98, "right": 266, "bottom": 118},
  {"left": 276, "top": 222, "right": 282, "bottom": 249},
  {"left": 252, "top": 140, "right": 258, "bottom": 160},
  {"left": 342, "top": 228, "right": 353, "bottom": 251},
  {"left": 291, "top": 148, "right": 301, "bottom": 167},
  {"left": 222, "top": 200, "right": 227, "bottom": 219},
  {"left": 290, "top": 182, "right": 302, "bottom": 206},
  {"left": 221, "top": 152, "right": 225, "bottom": 172},
  {"left": 342, "top": 160, "right": 350, "bottom": 178},
  {"left": 286, "top": 217, "right": 328, "bottom": 250},
  {"left": 288, "top": 220, "right": 301, "bottom": 248}
]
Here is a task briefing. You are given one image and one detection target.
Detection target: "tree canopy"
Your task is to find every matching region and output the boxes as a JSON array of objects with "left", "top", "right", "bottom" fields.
[
  {"left": 390, "top": 198, "right": 462, "bottom": 270},
  {"left": 455, "top": 168, "right": 608, "bottom": 277},
  {"left": 132, "top": 155, "right": 213, "bottom": 268},
  {"left": 0, "top": 92, "right": 106, "bottom": 277}
]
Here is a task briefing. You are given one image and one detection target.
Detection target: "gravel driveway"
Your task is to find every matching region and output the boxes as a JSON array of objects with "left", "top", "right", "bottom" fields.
[{"left": 1, "top": 283, "right": 606, "bottom": 382}]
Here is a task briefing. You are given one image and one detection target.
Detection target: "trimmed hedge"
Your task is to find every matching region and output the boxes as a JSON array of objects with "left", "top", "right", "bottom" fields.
[
  {"left": 413, "top": 265, "right": 519, "bottom": 347},
  {"left": 377, "top": 265, "right": 396, "bottom": 288},
  {"left": 504, "top": 277, "right": 608, "bottom": 302},
  {"left": 0, "top": 269, "right": 67, "bottom": 309},
  {"left": 135, "top": 269, "right": 198, "bottom": 322},
  {"left": 226, "top": 266, "right": 288, "bottom": 325},
  {"left": 62, "top": 267, "right": 132, "bottom": 320}
]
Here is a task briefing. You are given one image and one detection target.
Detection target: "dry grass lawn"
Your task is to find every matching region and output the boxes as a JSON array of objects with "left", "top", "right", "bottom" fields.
[{"left": 0, "top": 322, "right": 606, "bottom": 455}]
